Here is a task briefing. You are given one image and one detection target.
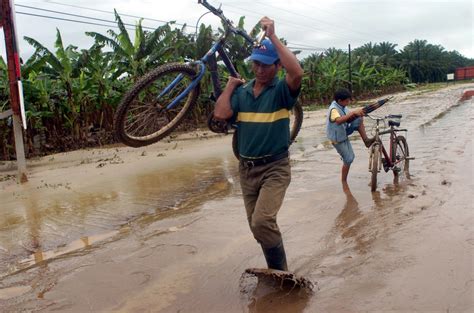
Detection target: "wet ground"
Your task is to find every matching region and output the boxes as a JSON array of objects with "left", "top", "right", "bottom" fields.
[{"left": 0, "top": 83, "right": 473, "bottom": 312}]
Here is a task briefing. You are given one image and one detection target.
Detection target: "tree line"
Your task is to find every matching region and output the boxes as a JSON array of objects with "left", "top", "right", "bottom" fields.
[{"left": 0, "top": 11, "right": 472, "bottom": 160}]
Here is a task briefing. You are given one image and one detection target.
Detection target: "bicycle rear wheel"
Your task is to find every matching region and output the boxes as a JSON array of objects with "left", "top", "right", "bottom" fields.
[
  {"left": 114, "top": 63, "right": 199, "bottom": 147},
  {"left": 391, "top": 135, "right": 410, "bottom": 178},
  {"left": 369, "top": 143, "right": 380, "bottom": 192},
  {"left": 289, "top": 101, "right": 304, "bottom": 143},
  {"left": 231, "top": 101, "right": 304, "bottom": 160}
]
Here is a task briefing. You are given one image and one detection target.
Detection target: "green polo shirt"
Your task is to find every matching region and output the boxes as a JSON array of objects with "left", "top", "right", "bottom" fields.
[{"left": 231, "top": 77, "right": 299, "bottom": 158}]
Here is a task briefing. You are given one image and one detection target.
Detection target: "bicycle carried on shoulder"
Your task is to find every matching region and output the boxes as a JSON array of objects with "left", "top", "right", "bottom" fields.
[
  {"left": 367, "top": 113, "right": 413, "bottom": 192},
  {"left": 113, "top": 0, "right": 303, "bottom": 157}
]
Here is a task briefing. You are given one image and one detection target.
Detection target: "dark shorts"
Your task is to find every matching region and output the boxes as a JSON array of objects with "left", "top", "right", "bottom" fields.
[
  {"left": 332, "top": 117, "right": 361, "bottom": 165},
  {"left": 333, "top": 139, "right": 355, "bottom": 165}
]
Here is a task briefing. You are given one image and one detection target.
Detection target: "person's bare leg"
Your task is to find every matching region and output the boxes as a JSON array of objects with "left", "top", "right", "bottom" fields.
[
  {"left": 342, "top": 180, "right": 350, "bottom": 193},
  {"left": 341, "top": 163, "right": 350, "bottom": 182},
  {"left": 358, "top": 118, "right": 374, "bottom": 147}
]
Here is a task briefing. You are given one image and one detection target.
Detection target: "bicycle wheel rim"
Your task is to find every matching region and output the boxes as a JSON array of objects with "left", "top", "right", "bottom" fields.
[
  {"left": 115, "top": 64, "right": 198, "bottom": 147},
  {"left": 392, "top": 136, "right": 409, "bottom": 177}
]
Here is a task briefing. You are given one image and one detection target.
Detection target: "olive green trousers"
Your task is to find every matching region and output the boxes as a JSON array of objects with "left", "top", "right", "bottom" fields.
[{"left": 239, "top": 157, "right": 291, "bottom": 249}]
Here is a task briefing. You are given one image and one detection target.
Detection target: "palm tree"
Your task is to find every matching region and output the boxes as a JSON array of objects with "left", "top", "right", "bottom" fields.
[
  {"left": 374, "top": 41, "right": 398, "bottom": 67},
  {"left": 397, "top": 39, "right": 451, "bottom": 82}
]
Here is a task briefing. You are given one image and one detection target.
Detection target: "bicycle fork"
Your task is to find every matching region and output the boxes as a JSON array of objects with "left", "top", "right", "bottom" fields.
[{"left": 368, "top": 143, "right": 381, "bottom": 173}]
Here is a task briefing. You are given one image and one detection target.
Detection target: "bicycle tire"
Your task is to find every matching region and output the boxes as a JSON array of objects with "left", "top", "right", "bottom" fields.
[
  {"left": 370, "top": 143, "right": 380, "bottom": 192},
  {"left": 391, "top": 135, "right": 410, "bottom": 178},
  {"left": 231, "top": 101, "right": 304, "bottom": 160},
  {"left": 114, "top": 63, "right": 199, "bottom": 147},
  {"left": 289, "top": 101, "right": 304, "bottom": 143}
]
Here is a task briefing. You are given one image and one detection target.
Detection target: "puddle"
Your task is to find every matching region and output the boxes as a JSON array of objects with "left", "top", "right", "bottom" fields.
[
  {"left": 0, "top": 84, "right": 472, "bottom": 312},
  {"left": 0, "top": 285, "right": 31, "bottom": 300}
]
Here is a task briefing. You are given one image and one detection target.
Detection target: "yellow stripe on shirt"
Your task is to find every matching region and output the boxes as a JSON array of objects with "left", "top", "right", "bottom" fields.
[{"left": 237, "top": 108, "right": 290, "bottom": 123}]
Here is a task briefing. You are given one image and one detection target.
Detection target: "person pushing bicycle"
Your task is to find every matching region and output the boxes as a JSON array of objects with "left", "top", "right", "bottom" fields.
[
  {"left": 214, "top": 16, "right": 303, "bottom": 271},
  {"left": 326, "top": 88, "right": 375, "bottom": 183}
]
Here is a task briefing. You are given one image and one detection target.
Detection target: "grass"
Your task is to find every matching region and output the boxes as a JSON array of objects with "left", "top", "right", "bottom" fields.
[
  {"left": 406, "top": 80, "right": 473, "bottom": 94},
  {"left": 300, "top": 81, "right": 472, "bottom": 112},
  {"left": 302, "top": 103, "right": 326, "bottom": 111}
]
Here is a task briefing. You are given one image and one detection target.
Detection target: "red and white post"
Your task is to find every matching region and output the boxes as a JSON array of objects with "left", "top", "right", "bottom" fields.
[{"left": 0, "top": 0, "right": 27, "bottom": 183}]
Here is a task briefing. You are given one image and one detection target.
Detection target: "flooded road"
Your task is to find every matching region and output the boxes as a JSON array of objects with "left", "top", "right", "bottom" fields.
[{"left": 0, "top": 84, "right": 473, "bottom": 312}]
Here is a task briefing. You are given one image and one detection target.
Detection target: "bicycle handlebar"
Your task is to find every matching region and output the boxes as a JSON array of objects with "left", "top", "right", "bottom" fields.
[
  {"left": 198, "top": 0, "right": 257, "bottom": 45},
  {"left": 367, "top": 114, "right": 399, "bottom": 121}
]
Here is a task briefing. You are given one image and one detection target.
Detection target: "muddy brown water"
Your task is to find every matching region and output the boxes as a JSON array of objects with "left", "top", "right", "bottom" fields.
[{"left": 0, "top": 84, "right": 473, "bottom": 312}]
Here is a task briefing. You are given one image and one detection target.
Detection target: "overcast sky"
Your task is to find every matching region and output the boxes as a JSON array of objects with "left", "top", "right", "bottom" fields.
[{"left": 1, "top": 0, "right": 473, "bottom": 61}]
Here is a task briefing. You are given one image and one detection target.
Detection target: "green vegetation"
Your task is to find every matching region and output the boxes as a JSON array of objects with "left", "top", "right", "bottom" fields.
[{"left": 0, "top": 13, "right": 472, "bottom": 160}]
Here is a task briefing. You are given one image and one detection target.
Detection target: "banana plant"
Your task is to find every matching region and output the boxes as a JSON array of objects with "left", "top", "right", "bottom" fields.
[
  {"left": 24, "top": 29, "right": 82, "bottom": 138},
  {"left": 0, "top": 57, "right": 10, "bottom": 110},
  {"left": 75, "top": 44, "right": 125, "bottom": 130},
  {"left": 86, "top": 10, "right": 181, "bottom": 80}
]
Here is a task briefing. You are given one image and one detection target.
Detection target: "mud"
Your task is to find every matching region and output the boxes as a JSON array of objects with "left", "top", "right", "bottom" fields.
[{"left": 0, "top": 83, "right": 473, "bottom": 312}]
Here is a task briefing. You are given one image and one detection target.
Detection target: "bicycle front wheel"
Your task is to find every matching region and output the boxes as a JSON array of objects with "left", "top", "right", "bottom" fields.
[
  {"left": 114, "top": 63, "right": 199, "bottom": 147},
  {"left": 392, "top": 135, "right": 410, "bottom": 178},
  {"left": 231, "top": 101, "right": 304, "bottom": 160},
  {"left": 369, "top": 144, "right": 380, "bottom": 192}
]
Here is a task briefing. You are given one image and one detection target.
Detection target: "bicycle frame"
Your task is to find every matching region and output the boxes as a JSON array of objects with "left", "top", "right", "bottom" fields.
[
  {"left": 371, "top": 116, "right": 408, "bottom": 170},
  {"left": 161, "top": 0, "right": 255, "bottom": 111}
]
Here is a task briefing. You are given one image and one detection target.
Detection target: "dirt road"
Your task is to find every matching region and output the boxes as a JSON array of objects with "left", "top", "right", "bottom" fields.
[{"left": 0, "top": 83, "right": 473, "bottom": 312}]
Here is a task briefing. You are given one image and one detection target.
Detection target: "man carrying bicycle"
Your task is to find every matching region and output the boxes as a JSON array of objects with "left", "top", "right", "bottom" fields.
[
  {"left": 214, "top": 17, "right": 303, "bottom": 271},
  {"left": 326, "top": 88, "right": 375, "bottom": 183}
]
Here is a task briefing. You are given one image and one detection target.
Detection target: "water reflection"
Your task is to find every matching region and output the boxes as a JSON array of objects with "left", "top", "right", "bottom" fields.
[
  {"left": 25, "top": 195, "right": 42, "bottom": 254},
  {"left": 17, "top": 231, "right": 119, "bottom": 271},
  {"left": 0, "top": 157, "right": 238, "bottom": 292},
  {"left": 335, "top": 183, "right": 371, "bottom": 254},
  {"left": 371, "top": 190, "right": 383, "bottom": 209},
  {"left": 0, "top": 285, "right": 31, "bottom": 300},
  {"left": 125, "top": 158, "right": 236, "bottom": 231},
  {"left": 246, "top": 280, "right": 310, "bottom": 313}
]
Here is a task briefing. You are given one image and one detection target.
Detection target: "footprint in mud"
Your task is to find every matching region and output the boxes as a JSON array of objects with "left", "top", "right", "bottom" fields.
[
  {"left": 441, "top": 179, "right": 452, "bottom": 186},
  {"left": 0, "top": 174, "right": 15, "bottom": 182},
  {"left": 129, "top": 271, "right": 151, "bottom": 286}
]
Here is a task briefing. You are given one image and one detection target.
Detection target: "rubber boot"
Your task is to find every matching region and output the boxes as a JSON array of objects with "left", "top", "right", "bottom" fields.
[{"left": 261, "top": 241, "right": 288, "bottom": 271}]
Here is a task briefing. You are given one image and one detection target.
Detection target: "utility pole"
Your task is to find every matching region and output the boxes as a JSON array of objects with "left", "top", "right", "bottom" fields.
[
  {"left": 348, "top": 44, "right": 352, "bottom": 92},
  {"left": 0, "top": 0, "right": 28, "bottom": 183},
  {"left": 416, "top": 43, "right": 420, "bottom": 83}
]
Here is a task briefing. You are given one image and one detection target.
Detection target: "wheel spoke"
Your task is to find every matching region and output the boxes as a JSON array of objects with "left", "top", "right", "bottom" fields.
[
  {"left": 392, "top": 136, "right": 409, "bottom": 178},
  {"left": 115, "top": 64, "right": 198, "bottom": 146}
]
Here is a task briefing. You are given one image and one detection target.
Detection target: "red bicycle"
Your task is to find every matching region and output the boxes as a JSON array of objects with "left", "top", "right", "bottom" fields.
[{"left": 367, "top": 114, "right": 413, "bottom": 191}]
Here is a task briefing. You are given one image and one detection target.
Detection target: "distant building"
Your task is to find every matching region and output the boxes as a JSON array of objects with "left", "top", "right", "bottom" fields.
[{"left": 455, "top": 66, "right": 474, "bottom": 80}]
